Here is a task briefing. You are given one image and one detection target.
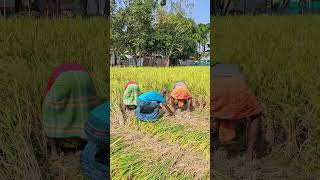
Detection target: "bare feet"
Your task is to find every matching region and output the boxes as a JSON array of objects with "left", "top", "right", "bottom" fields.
[{"left": 245, "top": 116, "right": 260, "bottom": 161}]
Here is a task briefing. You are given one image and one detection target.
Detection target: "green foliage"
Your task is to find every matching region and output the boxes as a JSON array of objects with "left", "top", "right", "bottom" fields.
[
  {"left": 197, "top": 23, "right": 210, "bottom": 51},
  {"left": 111, "top": 0, "right": 156, "bottom": 57},
  {"left": 111, "top": 0, "right": 207, "bottom": 64},
  {"left": 154, "top": 11, "right": 198, "bottom": 62}
]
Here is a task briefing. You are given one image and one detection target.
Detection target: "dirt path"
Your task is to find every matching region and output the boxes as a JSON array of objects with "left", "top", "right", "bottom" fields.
[{"left": 111, "top": 127, "right": 209, "bottom": 179}]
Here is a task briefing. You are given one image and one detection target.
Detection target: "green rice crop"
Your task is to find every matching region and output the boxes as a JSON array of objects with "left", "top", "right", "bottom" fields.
[
  {"left": 111, "top": 136, "right": 200, "bottom": 180},
  {"left": 110, "top": 67, "right": 210, "bottom": 110},
  {"left": 110, "top": 67, "right": 210, "bottom": 179},
  {"left": 0, "top": 17, "right": 108, "bottom": 179},
  {"left": 213, "top": 15, "right": 320, "bottom": 178},
  {"left": 130, "top": 119, "right": 210, "bottom": 158}
]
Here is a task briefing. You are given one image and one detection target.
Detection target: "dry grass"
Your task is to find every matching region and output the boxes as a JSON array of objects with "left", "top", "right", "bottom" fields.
[
  {"left": 212, "top": 15, "right": 320, "bottom": 179},
  {"left": 110, "top": 67, "right": 210, "bottom": 179},
  {"left": 0, "top": 17, "right": 108, "bottom": 179}
]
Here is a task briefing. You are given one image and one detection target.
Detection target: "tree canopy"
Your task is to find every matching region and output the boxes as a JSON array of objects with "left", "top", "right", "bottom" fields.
[{"left": 111, "top": 0, "right": 210, "bottom": 65}]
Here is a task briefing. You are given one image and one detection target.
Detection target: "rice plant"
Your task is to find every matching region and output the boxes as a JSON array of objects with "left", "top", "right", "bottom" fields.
[
  {"left": 0, "top": 17, "right": 108, "bottom": 179},
  {"left": 212, "top": 15, "right": 320, "bottom": 179},
  {"left": 110, "top": 67, "right": 210, "bottom": 179}
]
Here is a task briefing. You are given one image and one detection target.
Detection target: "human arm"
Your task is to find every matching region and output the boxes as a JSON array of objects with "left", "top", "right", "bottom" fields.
[
  {"left": 186, "top": 98, "right": 192, "bottom": 112},
  {"left": 163, "top": 104, "right": 175, "bottom": 116}
]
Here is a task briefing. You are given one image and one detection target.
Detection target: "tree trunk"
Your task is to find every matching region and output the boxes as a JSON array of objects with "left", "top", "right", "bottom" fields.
[
  {"left": 166, "top": 58, "right": 170, "bottom": 67},
  {"left": 80, "top": 0, "right": 87, "bottom": 16},
  {"left": 28, "top": 0, "right": 31, "bottom": 16},
  {"left": 217, "top": 0, "right": 224, "bottom": 15},
  {"left": 96, "top": 0, "right": 100, "bottom": 15},
  {"left": 132, "top": 55, "right": 138, "bottom": 67},
  {"left": 3, "top": 0, "right": 6, "bottom": 17},
  {"left": 104, "top": 0, "right": 110, "bottom": 17},
  {"left": 15, "top": 0, "right": 23, "bottom": 13},
  {"left": 283, "top": 0, "right": 289, "bottom": 8},
  {"left": 244, "top": 0, "right": 247, "bottom": 14},
  {"left": 212, "top": 0, "right": 217, "bottom": 16},
  {"left": 56, "top": 0, "right": 61, "bottom": 16},
  {"left": 221, "top": 0, "right": 232, "bottom": 15}
]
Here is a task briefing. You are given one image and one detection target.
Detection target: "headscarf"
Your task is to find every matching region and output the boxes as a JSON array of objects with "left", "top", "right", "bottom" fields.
[
  {"left": 44, "top": 64, "right": 86, "bottom": 97},
  {"left": 123, "top": 81, "right": 140, "bottom": 106}
]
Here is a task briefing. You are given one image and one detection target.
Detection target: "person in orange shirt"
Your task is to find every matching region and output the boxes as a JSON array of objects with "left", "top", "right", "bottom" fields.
[
  {"left": 167, "top": 82, "right": 193, "bottom": 113},
  {"left": 212, "top": 63, "right": 262, "bottom": 160}
]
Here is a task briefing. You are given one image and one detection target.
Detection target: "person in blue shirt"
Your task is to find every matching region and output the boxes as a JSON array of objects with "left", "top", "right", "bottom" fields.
[
  {"left": 80, "top": 102, "right": 109, "bottom": 179},
  {"left": 135, "top": 89, "right": 175, "bottom": 121}
]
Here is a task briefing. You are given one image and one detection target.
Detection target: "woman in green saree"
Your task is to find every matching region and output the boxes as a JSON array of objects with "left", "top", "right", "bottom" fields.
[{"left": 42, "top": 64, "right": 99, "bottom": 156}]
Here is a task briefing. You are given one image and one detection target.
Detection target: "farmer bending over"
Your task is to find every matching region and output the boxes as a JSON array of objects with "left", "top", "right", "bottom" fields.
[
  {"left": 211, "top": 64, "right": 262, "bottom": 160},
  {"left": 42, "top": 64, "right": 99, "bottom": 157},
  {"left": 168, "top": 81, "right": 193, "bottom": 114},
  {"left": 135, "top": 90, "right": 175, "bottom": 121},
  {"left": 81, "top": 102, "right": 109, "bottom": 179},
  {"left": 122, "top": 81, "right": 140, "bottom": 110}
]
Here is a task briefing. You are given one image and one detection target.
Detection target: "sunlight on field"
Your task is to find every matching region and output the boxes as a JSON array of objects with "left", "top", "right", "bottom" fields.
[
  {"left": 110, "top": 67, "right": 210, "bottom": 109},
  {"left": 110, "top": 67, "right": 210, "bottom": 179}
]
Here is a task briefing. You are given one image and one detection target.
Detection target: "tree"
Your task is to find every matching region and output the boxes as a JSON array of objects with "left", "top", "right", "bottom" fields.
[
  {"left": 111, "top": 0, "right": 198, "bottom": 66},
  {"left": 15, "top": 0, "right": 23, "bottom": 12},
  {"left": 198, "top": 23, "right": 210, "bottom": 52},
  {"left": 111, "top": 0, "right": 156, "bottom": 66},
  {"left": 154, "top": 10, "right": 198, "bottom": 65}
]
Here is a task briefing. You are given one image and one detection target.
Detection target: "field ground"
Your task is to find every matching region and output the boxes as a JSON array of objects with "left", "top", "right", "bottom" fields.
[
  {"left": 110, "top": 67, "right": 210, "bottom": 179},
  {"left": 0, "top": 17, "right": 107, "bottom": 179},
  {"left": 212, "top": 16, "right": 320, "bottom": 179}
]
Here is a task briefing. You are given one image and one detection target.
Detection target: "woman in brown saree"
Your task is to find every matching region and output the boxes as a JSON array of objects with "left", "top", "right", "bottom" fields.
[{"left": 211, "top": 63, "right": 262, "bottom": 160}]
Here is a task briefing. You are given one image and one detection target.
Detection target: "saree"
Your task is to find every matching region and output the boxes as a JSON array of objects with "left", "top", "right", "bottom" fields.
[
  {"left": 81, "top": 102, "right": 109, "bottom": 179},
  {"left": 135, "top": 100, "right": 161, "bottom": 121},
  {"left": 80, "top": 141, "right": 109, "bottom": 180},
  {"left": 122, "top": 82, "right": 140, "bottom": 106},
  {"left": 85, "top": 102, "right": 109, "bottom": 145},
  {"left": 42, "top": 64, "right": 98, "bottom": 139},
  {"left": 170, "top": 84, "right": 192, "bottom": 108},
  {"left": 212, "top": 64, "right": 262, "bottom": 144}
]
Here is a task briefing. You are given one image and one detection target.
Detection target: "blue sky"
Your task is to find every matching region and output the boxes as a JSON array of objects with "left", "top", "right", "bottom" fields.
[
  {"left": 191, "top": 0, "right": 210, "bottom": 24},
  {"left": 164, "top": 0, "right": 210, "bottom": 24}
]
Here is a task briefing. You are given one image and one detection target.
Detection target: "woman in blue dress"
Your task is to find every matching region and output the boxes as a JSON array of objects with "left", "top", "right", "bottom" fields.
[
  {"left": 135, "top": 90, "right": 175, "bottom": 121},
  {"left": 80, "top": 102, "right": 109, "bottom": 179}
]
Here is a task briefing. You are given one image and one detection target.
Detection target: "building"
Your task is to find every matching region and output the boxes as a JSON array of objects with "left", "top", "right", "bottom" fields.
[{"left": 111, "top": 53, "right": 169, "bottom": 67}]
